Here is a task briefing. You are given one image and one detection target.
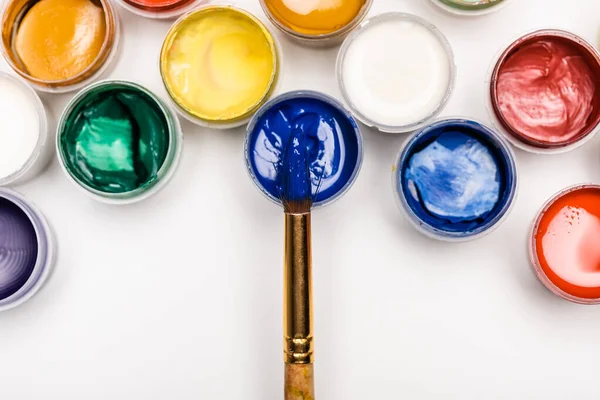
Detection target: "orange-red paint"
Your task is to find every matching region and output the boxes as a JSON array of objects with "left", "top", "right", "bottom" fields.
[{"left": 533, "top": 186, "right": 600, "bottom": 300}]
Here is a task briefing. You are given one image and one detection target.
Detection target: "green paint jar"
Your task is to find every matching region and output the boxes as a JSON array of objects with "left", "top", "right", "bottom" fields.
[
  {"left": 430, "top": 0, "right": 508, "bottom": 15},
  {"left": 57, "top": 80, "right": 182, "bottom": 204}
]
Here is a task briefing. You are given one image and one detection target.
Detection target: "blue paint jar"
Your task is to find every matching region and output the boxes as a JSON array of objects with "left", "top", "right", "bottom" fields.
[
  {"left": 245, "top": 90, "right": 363, "bottom": 207},
  {"left": 394, "top": 118, "right": 517, "bottom": 241}
]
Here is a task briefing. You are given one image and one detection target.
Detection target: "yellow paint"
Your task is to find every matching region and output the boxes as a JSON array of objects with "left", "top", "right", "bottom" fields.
[
  {"left": 14, "top": 0, "right": 106, "bottom": 81},
  {"left": 263, "top": 0, "right": 366, "bottom": 35},
  {"left": 160, "top": 7, "right": 278, "bottom": 123}
]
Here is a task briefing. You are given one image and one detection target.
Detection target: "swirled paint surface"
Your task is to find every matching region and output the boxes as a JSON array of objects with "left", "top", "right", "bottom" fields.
[
  {"left": 263, "top": 0, "right": 366, "bottom": 35},
  {"left": 400, "top": 120, "right": 515, "bottom": 236},
  {"left": 534, "top": 187, "right": 600, "bottom": 300},
  {"left": 494, "top": 35, "right": 600, "bottom": 146},
  {"left": 161, "top": 7, "right": 278, "bottom": 123},
  {"left": 14, "top": 0, "right": 106, "bottom": 81},
  {"left": 59, "top": 83, "right": 171, "bottom": 194},
  {"left": 0, "top": 196, "right": 38, "bottom": 300},
  {"left": 247, "top": 95, "right": 360, "bottom": 205}
]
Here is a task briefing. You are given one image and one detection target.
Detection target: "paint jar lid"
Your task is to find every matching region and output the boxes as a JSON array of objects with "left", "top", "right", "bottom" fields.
[
  {"left": 259, "top": 0, "right": 373, "bottom": 47},
  {"left": 0, "top": 72, "right": 50, "bottom": 186},
  {"left": 336, "top": 12, "right": 456, "bottom": 134},
  {"left": 486, "top": 29, "right": 600, "bottom": 154},
  {"left": 530, "top": 184, "right": 600, "bottom": 304},
  {"left": 0, "top": 0, "right": 121, "bottom": 93},
  {"left": 116, "top": 0, "right": 205, "bottom": 19},
  {"left": 393, "top": 117, "right": 518, "bottom": 242},
  {"left": 56, "top": 80, "right": 183, "bottom": 205},
  {"left": 428, "top": 0, "right": 511, "bottom": 16},
  {"left": 245, "top": 90, "right": 364, "bottom": 208},
  {"left": 0, "top": 188, "right": 54, "bottom": 312},
  {"left": 159, "top": 5, "right": 282, "bottom": 129}
]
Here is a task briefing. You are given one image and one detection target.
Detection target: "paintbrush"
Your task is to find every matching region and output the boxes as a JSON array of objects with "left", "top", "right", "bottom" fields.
[{"left": 281, "top": 116, "right": 317, "bottom": 400}]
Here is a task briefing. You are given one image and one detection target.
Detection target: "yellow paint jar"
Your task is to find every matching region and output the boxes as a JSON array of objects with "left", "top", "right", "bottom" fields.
[
  {"left": 260, "top": 0, "right": 373, "bottom": 45},
  {"left": 160, "top": 5, "right": 280, "bottom": 128},
  {"left": 1, "top": 0, "right": 119, "bottom": 93}
]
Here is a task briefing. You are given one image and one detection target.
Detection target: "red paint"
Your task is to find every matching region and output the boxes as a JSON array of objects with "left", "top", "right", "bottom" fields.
[
  {"left": 491, "top": 31, "right": 600, "bottom": 148},
  {"left": 123, "top": 0, "right": 194, "bottom": 12},
  {"left": 533, "top": 186, "right": 600, "bottom": 302}
]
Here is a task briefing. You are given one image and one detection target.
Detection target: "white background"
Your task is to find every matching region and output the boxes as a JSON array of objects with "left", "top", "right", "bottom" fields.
[{"left": 1, "top": 0, "right": 600, "bottom": 398}]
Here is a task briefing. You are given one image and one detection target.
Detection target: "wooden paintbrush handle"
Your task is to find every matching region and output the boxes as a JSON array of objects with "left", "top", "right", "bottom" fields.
[
  {"left": 284, "top": 213, "right": 315, "bottom": 399},
  {"left": 285, "top": 363, "right": 315, "bottom": 400}
]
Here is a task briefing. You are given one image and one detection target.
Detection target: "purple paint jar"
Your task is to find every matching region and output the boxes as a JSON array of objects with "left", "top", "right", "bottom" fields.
[{"left": 0, "top": 188, "right": 54, "bottom": 311}]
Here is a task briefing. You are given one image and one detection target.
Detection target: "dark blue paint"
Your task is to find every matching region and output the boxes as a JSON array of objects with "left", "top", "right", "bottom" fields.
[
  {"left": 281, "top": 115, "right": 313, "bottom": 203},
  {"left": 398, "top": 119, "right": 517, "bottom": 237},
  {"left": 246, "top": 92, "right": 361, "bottom": 206}
]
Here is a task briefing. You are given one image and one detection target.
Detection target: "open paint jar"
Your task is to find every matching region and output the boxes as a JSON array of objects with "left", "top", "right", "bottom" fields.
[
  {"left": 337, "top": 13, "right": 455, "bottom": 134},
  {"left": 0, "top": 72, "right": 51, "bottom": 186},
  {"left": 116, "top": 0, "right": 205, "bottom": 19},
  {"left": 260, "top": 0, "right": 373, "bottom": 46},
  {"left": 160, "top": 5, "right": 281, "bottom": 129},
  {"left": 56, "top": 80, "right": 182, "bottom": 204},
  {"left": 0, "top": 188, "right": 54, "bottom": 312},
  {"left": 531, "top": 185, "right": 600, "bottom": 304},
  {"left": 245, "top": 90, "right": 363, "bottom": 208},
  {"left": 429, "top": 0, "right": 509, "bottom": 16},
  {"left": 488, "top": 29, "right": 600, "bottom": 154},
  {"left": 394, "top": 118, "right": 517, "bottom": 241},
  {"left": 1, "top": 0, "right": 120, "bottom": 93}
]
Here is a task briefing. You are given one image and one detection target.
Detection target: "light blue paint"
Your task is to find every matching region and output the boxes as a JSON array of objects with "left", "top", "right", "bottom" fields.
[
  {"left": 405, "top": 131, "right": 500, "bottom": 224},
  {"left": 396, "top": 118, "right": 517, "bottom": 240}
]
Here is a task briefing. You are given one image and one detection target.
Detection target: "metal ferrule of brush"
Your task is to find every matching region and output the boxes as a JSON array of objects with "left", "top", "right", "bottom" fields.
[{"left": 283, "top": 212, "right": 314, "bottom": 364}]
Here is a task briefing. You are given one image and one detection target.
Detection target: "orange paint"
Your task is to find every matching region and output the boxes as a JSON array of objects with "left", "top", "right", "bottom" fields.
[
  {"left": 533, "top": 186, "right": 600, "bottom": 300},
  {"left": 263, "top": 0, "right": 367, "bottom": 35},
  {"left": 14, "top": 0, "right": 107, "bottom": 81}
]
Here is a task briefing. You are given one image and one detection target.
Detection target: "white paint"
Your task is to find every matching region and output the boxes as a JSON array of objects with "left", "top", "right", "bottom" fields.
[
  {"left": 0, "top": 76, "right": 40, "bottom": 180},
  {"left": 340, "top": 15, "right": 452, "bottom": 130}
]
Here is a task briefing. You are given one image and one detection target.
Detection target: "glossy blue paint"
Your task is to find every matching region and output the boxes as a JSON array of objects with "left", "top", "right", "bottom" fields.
[{"left": 246, "top": 91, "right": 362, "bottom": 207}]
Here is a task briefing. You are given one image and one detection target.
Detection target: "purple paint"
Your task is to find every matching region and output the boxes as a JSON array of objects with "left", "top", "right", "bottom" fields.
[
  {"left": 0, "top": 189, "right": 53, "bottom": 311},
  {"left": 0, "top": 197, "right": 38, "bottom": 300}
]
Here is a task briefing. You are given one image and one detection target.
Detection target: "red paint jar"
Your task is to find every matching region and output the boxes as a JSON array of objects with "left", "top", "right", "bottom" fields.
[
  {"left": 531, "top": 185, "right": 600, "bottom": 304},
  {"left": 488, "top": 30, "right": 600, "bottom": 154},
  {"left": 116, "top": 0, "right": 204, "bottom": 19}
]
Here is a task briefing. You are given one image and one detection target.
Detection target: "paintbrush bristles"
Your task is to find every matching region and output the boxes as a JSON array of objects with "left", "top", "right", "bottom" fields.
[
  {"left": 283, "top": 193, "right": 313, "bottom": 214},
  {"left": 281, "top": 127, "right": 313, "bottom": 214}
]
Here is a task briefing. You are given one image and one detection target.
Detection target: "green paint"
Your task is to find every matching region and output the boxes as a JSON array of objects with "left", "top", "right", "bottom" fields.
[
  {"left": 438, "top": 0, "right": 504, "bottom": 11},
  {"left": 59, "top": 82, "right": 174, "bottom": 195}
]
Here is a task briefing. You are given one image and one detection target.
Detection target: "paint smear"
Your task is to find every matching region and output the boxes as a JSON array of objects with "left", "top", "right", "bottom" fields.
[
  {"left": 493, "top": 34, "right": 600, "bottom": 147},
  {"left": 263, "top": 0, "right": 366, "bottom": 35},
  {"left": 535, "top": 187, "right": 600, "bottom": 299},
  {"left": 161, "top": 7, "right": 278, "bottom": 123},
  {"left": 14, "top": 0, "right": 106, "bottom": 81}
]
